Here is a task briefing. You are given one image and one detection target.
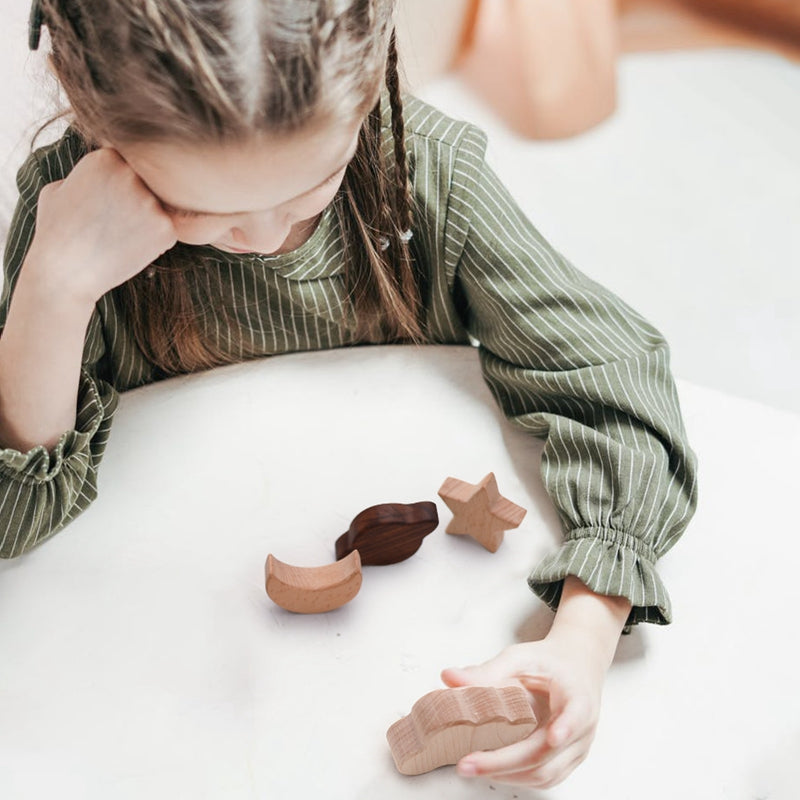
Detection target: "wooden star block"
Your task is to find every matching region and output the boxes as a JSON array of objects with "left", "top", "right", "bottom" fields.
[
  {"left": 437, "top": 473, "right": 526, "bottom": 552},
  {"left": 386, "top": 685, "right": 537, "bottom": 775}
]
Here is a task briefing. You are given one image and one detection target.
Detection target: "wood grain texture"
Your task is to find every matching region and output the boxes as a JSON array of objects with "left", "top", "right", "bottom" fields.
[
  {"left": 334, "top": 501, "right": 439, "bottom": 565},
  {"left": 619, "top": 0, "right": 800, "bottom": 60},
  {"left": 387, "top": 686, "right": 537, "bottom": 775},
  {"left": 685, "top": 0, "right": 800, "bottom": 39},
  {"left": 437, "top": 473, "right": 526, "bottom": 552},
  {"left": 265, "top": 551, "right": 362, "bottom": 614}
]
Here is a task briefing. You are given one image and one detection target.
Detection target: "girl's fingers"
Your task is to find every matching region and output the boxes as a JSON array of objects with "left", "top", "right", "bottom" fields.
[
  {"left": 485, "top": 729, "right": 593, "bottom": 778},
  {"left": 483, "top": 746, "right": 589, "bottom": 789},
  {"left": 514, "top": 672, "right": 551, "bottom": 693},
  {"left": 442, "top": 643, "right": 603, "bottom": 788},
  {"left": 517, "top": 672, "right": 594, "bottom": 748},
  {"left": 462, "top": 724, "right": 591, "bottom": 783},
  {"left": 442, "top": 646, "right": 548, "bottom": 689},
  {"left": 456, "top": 727, "right": 550, "bottom": 777},
  {"left": 441, "top": 665, "right": 526, "bottom": 690},
  {"left": 442, "top": 644, "right": 597, "bottom": 785},
  {"left": 547, "top": 694, "right": 594, "bottom": 749},
  {"left": 440, "top": 667, "right": 477, "bottom": 688}
]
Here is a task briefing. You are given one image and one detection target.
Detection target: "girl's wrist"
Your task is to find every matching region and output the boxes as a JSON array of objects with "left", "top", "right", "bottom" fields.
[
  {"left": 547, "top": 576, "right": 632, "bottom": 669},
  {"left": 21, "top": 244, "right": 99, "bottom": 312}
]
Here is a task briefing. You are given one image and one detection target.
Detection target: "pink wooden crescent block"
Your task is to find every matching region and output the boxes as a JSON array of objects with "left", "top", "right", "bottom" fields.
[
  {"left": 387, "top": 685, "right": 537, "bottom": 775},
  {"left": 265, "top": 551, "right": 362, "bottom": 614},
  {"left": 437, "top": 473, "right": 527, "bottom": 552}
]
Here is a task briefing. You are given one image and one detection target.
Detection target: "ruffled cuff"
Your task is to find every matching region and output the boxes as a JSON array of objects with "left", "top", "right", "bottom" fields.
[
  {"left": 527, "top": 527, "right": 672, "bottom": 627},
  {"left": 0, "top": 366, "right": 110, "bottom": 483}
]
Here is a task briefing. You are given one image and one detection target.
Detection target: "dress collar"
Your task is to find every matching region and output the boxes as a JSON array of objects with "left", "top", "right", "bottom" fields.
[{"left": 194, "top": 202, "right": 345, "bottom": 281}]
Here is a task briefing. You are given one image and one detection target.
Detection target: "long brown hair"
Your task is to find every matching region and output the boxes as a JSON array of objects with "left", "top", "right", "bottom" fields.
[{"left": 32, "top": 0, "right": 424, "bottom": 377}]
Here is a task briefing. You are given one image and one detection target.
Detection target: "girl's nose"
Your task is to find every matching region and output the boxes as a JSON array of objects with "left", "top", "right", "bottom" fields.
[{"left": 230, "top": 213, "right": 291, "bottom": 253}]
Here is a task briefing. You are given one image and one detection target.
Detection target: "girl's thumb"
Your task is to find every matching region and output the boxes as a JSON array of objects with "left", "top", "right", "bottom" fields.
[
  {"left": 441, "top": 650, "right": 530, "bottom": 687},
  {"left": 440, "top": 666, "right": 480, "bottom": 687},
  {"left": 516, "top": 672, "right": 552, "bottom": 693}
]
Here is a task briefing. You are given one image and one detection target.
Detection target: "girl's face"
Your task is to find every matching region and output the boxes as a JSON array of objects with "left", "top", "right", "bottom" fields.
[{"left": 108, "top": 117, "right": 362, "bottom": 256}]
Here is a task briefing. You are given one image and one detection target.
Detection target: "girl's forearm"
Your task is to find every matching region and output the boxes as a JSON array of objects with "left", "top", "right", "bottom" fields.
[
  {"left": 0, "top": 252, "right": 95, "bottom": 452},
  {"left": 549, "top": 576, "right": 632, "bottom": 668}
]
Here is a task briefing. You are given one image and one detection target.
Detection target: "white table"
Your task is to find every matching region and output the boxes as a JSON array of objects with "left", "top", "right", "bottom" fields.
[{"left": 0, "top": 345, "right": 797, "bottom": 799}]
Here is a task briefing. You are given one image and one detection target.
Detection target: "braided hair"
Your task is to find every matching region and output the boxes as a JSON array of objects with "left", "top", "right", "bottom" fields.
[{"left": 31, "top": 0, "right": 425, "bottom": 377}]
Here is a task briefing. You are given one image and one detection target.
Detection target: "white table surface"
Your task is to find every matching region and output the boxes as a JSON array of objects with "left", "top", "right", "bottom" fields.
[{"left": 0, "top": 345, "right": 797, "bottom": 799}]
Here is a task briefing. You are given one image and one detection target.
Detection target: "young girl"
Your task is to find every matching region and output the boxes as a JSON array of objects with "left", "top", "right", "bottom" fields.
[{"left": 0, "top": 0, "right": 697, "bottom": 789}]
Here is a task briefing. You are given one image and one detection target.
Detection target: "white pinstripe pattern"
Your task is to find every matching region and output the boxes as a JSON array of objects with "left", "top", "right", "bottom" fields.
[{"left": 0, "top": 96, "right": 697, "bottom": 625}]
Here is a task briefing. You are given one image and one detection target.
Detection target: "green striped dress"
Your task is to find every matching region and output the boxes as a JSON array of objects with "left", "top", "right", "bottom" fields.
[{"left": 0, "top": 95, "right": 698, "bottom": 626}]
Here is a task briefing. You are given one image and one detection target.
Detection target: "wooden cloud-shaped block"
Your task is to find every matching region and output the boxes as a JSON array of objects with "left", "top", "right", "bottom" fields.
[{"left": 387, "top": 685, "right": 537, "bottom": 775}]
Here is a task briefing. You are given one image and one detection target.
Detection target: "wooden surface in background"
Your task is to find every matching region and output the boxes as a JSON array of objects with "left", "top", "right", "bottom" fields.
[
  {"left": 395, "top": 0, "right": 800, "bottom": 125},
  {"left": 620, "top": 0, "right": 800, "bottom": 61}
]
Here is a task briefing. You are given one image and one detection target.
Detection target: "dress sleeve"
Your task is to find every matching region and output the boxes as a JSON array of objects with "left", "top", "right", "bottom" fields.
[
  {"left": 0, "top": 152, "right": 119, "bottom": 559},
  {"left": 445, "top": 127, "right": 699, "bottom": 626}
]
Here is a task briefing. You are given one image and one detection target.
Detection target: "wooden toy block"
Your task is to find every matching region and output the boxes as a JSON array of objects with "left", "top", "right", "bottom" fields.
[
  {"left": 387, "top": 685, "right": 537, "bottom": 776},
  {"left": 334, "top": 501, "right": 439, "bottom": 565},
  {"left": 265, "top": 550, "right": 362, "bottom": 614},
  {"left": 437, "top": 473, "right": 527, "bottom": 552}
]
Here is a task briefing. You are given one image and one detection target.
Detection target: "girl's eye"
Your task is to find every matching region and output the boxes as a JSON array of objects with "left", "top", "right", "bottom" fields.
[
  {"left": 165, "top": 168, "right": 345, "bottom": 220},
  {"left": 162, "top": 203, "right": 204, "bottom": 219},
  {"left": 173, "top": 208, "right": 203, "bottom": 219}
]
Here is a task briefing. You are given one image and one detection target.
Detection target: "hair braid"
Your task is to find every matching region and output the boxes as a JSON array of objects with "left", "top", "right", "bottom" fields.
[
  {"left": 329, "top": 23, "right": 426, "bottom": 345},
  {"left": 385, "top": 27, "right": 412, "bottom": 235},
  {"left": 32, "top": 0, "right": 429, "bottom": 375}
]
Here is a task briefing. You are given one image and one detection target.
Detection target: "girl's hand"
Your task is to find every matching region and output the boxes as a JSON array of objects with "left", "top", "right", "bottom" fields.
[
  {"left": 25, "top": 147, "right": 179, "bottom": 305},
  {"left": 442, "top": 576, "right": 632, "bottom": 789},
  {"left": 441, "top": 631, "right": 606, "bottom": 789}
]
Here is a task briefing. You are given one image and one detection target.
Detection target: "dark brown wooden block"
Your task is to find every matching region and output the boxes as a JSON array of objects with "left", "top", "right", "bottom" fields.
[{"left": 334, "top": 502, "right": 439, "bottom": 565}]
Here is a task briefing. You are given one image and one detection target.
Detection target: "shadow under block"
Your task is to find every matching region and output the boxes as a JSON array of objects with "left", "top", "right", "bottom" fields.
[
  {"left": 437, "top": 473, "right": 527, "bottom": 552},
  {"left": 265, "top": 551, "right": 362, "bottom": 614},
  {"left": 334, "top": 501, "right": 439, "bottom": 565},
  {"left": 387, "top": 686, "right": 537, "bottom": 775}
]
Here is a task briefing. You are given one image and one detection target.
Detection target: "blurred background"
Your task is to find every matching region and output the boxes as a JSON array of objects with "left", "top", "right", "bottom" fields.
[{"left": 1, "top": 0, "right": 798, "bottom": 414}]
